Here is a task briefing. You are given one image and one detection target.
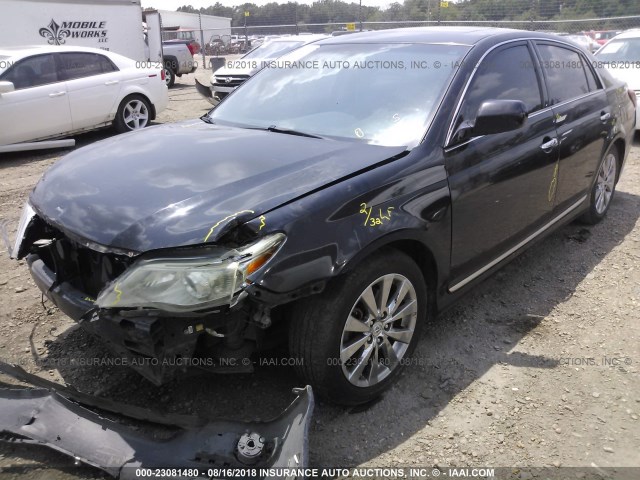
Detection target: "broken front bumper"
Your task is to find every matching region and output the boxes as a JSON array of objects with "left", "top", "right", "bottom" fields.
[
  {"left": 195, "top": 79, "right": 218, "bottom": 105},
  {"left": 0, "top": 361, "right": 314, "bottom": 479},
  {"left": 27, "top": 253, "right": 257, "bottom": 385}
]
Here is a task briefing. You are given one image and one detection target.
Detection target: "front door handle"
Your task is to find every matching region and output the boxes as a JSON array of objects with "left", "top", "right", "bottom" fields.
[
  {"left": 104, "top": 80, "right": 119, "bottom": 85},
  {"left": 540, "top": 137, "right": 558, "bottom": 151},
  {"left": 600, "top": 112, "right": 611, "bottom": 122},
  {"left": 48, "top": 91, "right": 66, "bottom": 97}
]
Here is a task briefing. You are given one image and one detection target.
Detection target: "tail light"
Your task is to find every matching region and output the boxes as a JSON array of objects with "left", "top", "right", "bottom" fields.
[
  {"left": 628, "top": 88, "right": 638, "bottom": 108},
  {"left": 187, "top": 42, "right": 197, "bottom": 55},
  {"left": 160, "top": 68, "right": 166, "bottom": 81}
]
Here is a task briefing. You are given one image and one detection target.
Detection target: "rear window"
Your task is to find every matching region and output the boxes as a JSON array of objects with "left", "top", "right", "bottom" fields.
[
  {"left": 537, "top": 44, "right": 591, "bottom": 103},
  {"left": 58, "top": 52, "right": 118, "bottom": 81}
]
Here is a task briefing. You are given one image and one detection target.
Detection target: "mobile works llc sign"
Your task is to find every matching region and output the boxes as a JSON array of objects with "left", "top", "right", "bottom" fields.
[{"left": 39, "top": 18, "right": 108, "bottom": 45}]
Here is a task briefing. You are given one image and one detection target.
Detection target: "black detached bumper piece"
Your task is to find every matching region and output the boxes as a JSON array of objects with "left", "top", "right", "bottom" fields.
[
  {"left": 0, "top": 361, "right": 314, "bottom": 479},
  {"left": 195, "top": 78, "right": 213, "bottom": 99}
]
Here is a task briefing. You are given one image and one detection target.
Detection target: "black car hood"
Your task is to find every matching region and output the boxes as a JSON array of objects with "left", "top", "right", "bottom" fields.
[{"left": 31, "top": 120, "right": 406, "bottom": 252}]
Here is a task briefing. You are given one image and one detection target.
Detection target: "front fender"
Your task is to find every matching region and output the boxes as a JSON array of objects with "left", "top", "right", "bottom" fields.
[{"left": 239, "top": 158, "right": 452, "bottom": 306}]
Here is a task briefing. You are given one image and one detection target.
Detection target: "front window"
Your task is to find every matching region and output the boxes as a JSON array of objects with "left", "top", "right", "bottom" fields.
[
  {"left": 0, "top": 54, "right": 58, "bottom": 89},
  {"left": 460, "top": 44, "right": 543, "bottom": 123},
  {"left": 209, "top": 43, "right": 469, "bottom": 148}
]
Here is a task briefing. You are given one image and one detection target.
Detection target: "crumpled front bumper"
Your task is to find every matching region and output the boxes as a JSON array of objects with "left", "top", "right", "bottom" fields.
[
  {"left": 26, "top": 253, "right": 253, "bottom": 385},
  {"left": 195, "top": 79, "right": 218, "bottom": 105},
  {"left": 0, "top": 361, "right": 314, "bottom": 479}
]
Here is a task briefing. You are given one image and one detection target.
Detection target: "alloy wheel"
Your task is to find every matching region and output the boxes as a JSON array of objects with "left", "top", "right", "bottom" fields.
[
  {"left": 123, "top": 100, "right": 149, "bottom": 130},
  {"left": 595, "top": 153, "right": 616, "bottom": 215},
  {"left": 340, "top": 273, "right": 418, "bottom": 388}
]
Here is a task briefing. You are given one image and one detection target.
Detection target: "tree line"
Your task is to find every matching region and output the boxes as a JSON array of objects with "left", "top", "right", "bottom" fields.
[{"left": 174, "top": 0, "right": 638, "bottom": 29}]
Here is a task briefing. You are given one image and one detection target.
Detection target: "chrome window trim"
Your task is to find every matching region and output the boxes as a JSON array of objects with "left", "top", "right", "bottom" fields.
[
  {"left": 448, "top": 195, "right": 588, "bottom": 293},
  {"left": 544, "top": 90, "right": 602, "bottom": 113},
  {"left": 444, "top": 37, "right": 604, "bottom": 148},
  {"left": 444, "top": 38, "right": 538, "bottom": 147}
]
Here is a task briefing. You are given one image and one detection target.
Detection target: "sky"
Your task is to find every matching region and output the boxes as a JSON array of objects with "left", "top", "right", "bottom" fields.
[{"left": 141, "top": 1, "right": 395, "bottom": 11}]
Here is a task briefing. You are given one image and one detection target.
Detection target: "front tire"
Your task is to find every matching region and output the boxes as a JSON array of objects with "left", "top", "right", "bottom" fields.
[
  {"left": 581, "top": 147, "right": 619, "bottom": 224},
  {"left": 289, "top": 249, "right": 427, "bottom": 405},
  {"left": 113, "top": 95, "right": 151, "bottom": 133}
]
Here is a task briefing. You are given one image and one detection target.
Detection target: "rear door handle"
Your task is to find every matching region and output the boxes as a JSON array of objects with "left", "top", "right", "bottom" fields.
[
  {"left": 600, "top": 112, "right": 611, "bottom": 122},
  {"left": 104, "top": 80, "right": 119, "bottom": 85},
  {"left": 48, "top": 92, "right": 66, "bottom": 97},
  {"left": 540, "top": 137, "right": 558, "bottom": 151}
]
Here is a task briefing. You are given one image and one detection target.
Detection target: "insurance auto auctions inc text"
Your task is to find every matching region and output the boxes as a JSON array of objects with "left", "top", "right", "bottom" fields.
[{"left": 222, "top": 468, "right": 494, "bottom": 478}]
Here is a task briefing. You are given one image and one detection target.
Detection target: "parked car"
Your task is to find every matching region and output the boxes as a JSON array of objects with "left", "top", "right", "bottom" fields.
[
  {"left": 594, "top": 29, "right": 640, "bottom": 129},
  {"left": 195, "top": 35, "right": 327, "bottom": 104},
  {"left": 9, "top": 28, "right": 635, "bottom": 405},
  {"left": 162, "top": 40, "right": 198, "bottom": 87},
  {"left": 585, "top": 30, "right": 620, "bottom": 46},
  {"left": 0, "top": 45, "right": 168, "bottom": 147},
  {"left": 560, "top": 33, "right": 598, "bottom": 53}
]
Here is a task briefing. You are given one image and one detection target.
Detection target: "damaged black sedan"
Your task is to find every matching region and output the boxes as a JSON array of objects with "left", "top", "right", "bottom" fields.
[{"left": 9, "top": 27, "right": 636, "bottom": 405}]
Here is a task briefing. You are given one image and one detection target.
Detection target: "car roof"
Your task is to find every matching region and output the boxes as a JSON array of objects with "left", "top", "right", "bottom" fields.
[
  {"left": 609, "top": 29, "right": 640, "bottom": 40},
  {"left": 270, "top": 34, "right": 328, "bottom": 44},
  {"left": 315, "top": 26, "right": 569, "bottom": 46},
  {"left": 0, "top": 45, "right": 114, "bottom": 58}
]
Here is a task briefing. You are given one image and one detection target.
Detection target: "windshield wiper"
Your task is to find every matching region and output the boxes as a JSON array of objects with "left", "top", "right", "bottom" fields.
[
  {"left": 247, "top": 125, "right": 322, "bottom": 139},
  {"left": 266, "top": 125, "right": 322, "bottom": 139},
  {"left": 200, "top": 114, "right": 215, "bottom": 124}
]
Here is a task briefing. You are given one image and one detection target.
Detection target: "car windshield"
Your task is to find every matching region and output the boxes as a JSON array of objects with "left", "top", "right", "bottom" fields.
[
  {"left": 596, "top": 38, "right": 640, "bottom": 61},
  {"left": 209, "top": 43, "right": 469, "bottom": 148},
  {"left": 243, "top": 40, "right": 307, "bottom": 60}
]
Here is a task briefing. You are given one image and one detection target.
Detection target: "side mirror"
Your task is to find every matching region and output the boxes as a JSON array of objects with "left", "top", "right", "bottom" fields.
[
  {"left": 0, "top": 81, "right": 15, "bottom": 94},
  {"left": 473, "top": 99, "right": 527, "bottom": 136},
  {"left": 451, "top": 99, "right": 527, "bottom": 144}
]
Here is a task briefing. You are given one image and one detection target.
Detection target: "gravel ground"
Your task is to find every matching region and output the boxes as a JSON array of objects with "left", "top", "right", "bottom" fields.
[{"left": 0, "top": 64, "right": 638, "bottom": 479}]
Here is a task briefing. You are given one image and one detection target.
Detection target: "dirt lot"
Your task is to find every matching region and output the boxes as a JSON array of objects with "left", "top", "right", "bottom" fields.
[{"left": 0, "top": 66, "right": 638, "bottom": 479}]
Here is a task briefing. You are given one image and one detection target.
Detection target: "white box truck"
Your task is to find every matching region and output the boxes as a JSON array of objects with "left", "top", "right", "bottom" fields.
[{"left": 0, "top": 0, "right": 163, "bottom": 62}]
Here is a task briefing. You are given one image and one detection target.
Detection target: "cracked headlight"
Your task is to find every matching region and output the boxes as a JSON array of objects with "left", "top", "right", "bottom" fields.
[{"left": 96, "top": 233, "right": 285, "bottom": 312}]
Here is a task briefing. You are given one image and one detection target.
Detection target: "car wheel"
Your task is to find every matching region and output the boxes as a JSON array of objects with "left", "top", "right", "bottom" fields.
[
  {"left": 289, "top": 249, "right": 426, "bottom": 405},
  {"left": 581, "top": 147, "right": 619, "bottom": 224},
  {"left": 164, "top": 66, "right": 176, "bottom": 88},
  {"left": 114, "top": 95, "right": 151, "bottom": 133}
]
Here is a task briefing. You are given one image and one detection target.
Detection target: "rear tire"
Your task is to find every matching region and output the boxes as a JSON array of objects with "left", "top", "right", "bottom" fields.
[
  {"left": 113, "top": 95, "right": 151, "bottom": 133},
  {"left": 164, "top": 65, "right": 176, "bottom": 88},
  {"left": 580, "top": 147, "right": 619, "bottom": 224},
  {"left": 289, "top": 249, "right": 427, "bottom": 405}
]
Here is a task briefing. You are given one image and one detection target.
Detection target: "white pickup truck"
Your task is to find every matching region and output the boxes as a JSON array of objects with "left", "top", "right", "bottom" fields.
[{"left": 162, "top": 40, "right": 198, "bottom": 87}]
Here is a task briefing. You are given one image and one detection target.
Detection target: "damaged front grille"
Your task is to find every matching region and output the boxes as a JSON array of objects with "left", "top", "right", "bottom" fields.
[{"left": 22, "top": 215, "right": 133, "bottom": 298}]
